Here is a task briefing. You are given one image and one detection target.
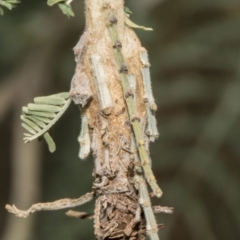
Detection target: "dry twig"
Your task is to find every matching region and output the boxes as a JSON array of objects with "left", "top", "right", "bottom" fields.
[{"left": 5, "top": 192, "right": 94, "bottom": 218}]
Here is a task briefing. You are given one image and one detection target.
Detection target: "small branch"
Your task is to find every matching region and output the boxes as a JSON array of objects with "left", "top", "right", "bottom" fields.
[
  {"left": 65, "top": 210, "right": 94, "bottom": 219},
  {"left": 108, "top": 14, "right": 162, "bottom": 198},
  {"left": 91, "top": 54, "right": 113, "bottom": 115},
  {"left": 131, "top": 135, "right": 159, "bottom": 240},
  {"left": 78, "top": 114, "right": 91, "bottom": 159},
  {"left": 140, "top": 51, "right": 159, "bottom": 142},
  {"left": 137, "top": 175, "right": 159, "bottom": 240},
  {"left": 153, "top": 205, "right": 174, "bottom": 214},
  {"left": 5, "top": 192, "right": 94, "bottom": 218}
]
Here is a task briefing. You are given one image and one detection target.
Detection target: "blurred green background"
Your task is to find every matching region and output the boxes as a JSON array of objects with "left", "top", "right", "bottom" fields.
[{"left": 1, "top": 0, "right": 240, "bottom": 240}]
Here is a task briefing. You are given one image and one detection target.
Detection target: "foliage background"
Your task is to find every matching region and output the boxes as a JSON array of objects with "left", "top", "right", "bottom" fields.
[{"left": 0, "top": 0, "right": 240, "bottom": 239}]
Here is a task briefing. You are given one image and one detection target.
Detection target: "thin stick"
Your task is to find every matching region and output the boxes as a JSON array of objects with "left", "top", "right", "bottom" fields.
[
  {"left": 140, "top": 51, "right": 159, "bottom": 142},
  {"left": 153, "top": 206, "right": 174, "bottom": 214},
  {"left": 5, "top": 192, "right": 94, "bottom": 218},
  {"left": 78, "top": 114, "right": 91, "bottom": 159},
  {"left": 108, "top": 15, "right": 162, "bottom": 198},
  {"left": 131, "top": 135, "right": 160, "bottom": 240},
  {"left": 137, "top": 175, "right": 159, "bottom": 240},
  {"left": 91, "top": 55, "right": 113, "bottom": 115},
  {"left": 140, "top": 51, "right": 157, "bottom": 111},
  {"left": 65, "top": 210, "right": 94, "bottom": 219}
]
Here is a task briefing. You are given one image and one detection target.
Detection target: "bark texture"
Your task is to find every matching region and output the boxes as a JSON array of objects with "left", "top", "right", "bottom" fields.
[{"left": 70, "top": 0, "right": 162, "bottom": 239}]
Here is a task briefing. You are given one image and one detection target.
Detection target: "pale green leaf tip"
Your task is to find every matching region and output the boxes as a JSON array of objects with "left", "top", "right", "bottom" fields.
[
  {"left": 46, "top": 137, "right": 56, "bottom": 153},
  {"left": 124, "top": 6, "right": 132, "bottom": 15},
  {"left": 0, "top": 0, "right": 20, "bottom": 15},
  {"left": 58, "top": 3, "right": 75, "bottom": 18},
  {"left": 125, "top": 17, "right": 153, "bottom": 31},
  {"left": 44, "top": 132, "right": 56, "bottom": 153}
]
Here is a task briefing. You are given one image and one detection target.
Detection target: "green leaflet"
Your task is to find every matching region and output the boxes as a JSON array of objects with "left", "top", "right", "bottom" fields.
[
  {"left": 31, "top": 115, "right": 52, "bottom": 124},
  {"left": 23, "top": 133, "right": 32, "bottom": 137},
  {"left": 47, "top": 0, "right": 74, "bottom": 18},
  {"left": 43, "top": 132, "right": 56, "bottom": 153},
  {"left": 0, "top": 0, "right": 20, "bottom": 15},
  {"left": 0, "top": 1, "right": 12, "bottom": 9},
  {"left": 0, "top": 0, "right": 74, "bottom": 17},
  {"left": 25, "top": 115, "right": 47, "bottom": 128},
  {"left": 49, "top": 92, "right": 70, "bottom": 99},
  {"left": 4, "top": 0, "right": 20, "bottom": 3},
  {"left": 21, "top": 92, "right": 71, "bottom": 153},
  {"left": 22, "top": 107, "right": 56, "bottom": 118},
  {"left": 21, "top": 115, "right": 42, "bottom": 132},
  {"left": 27, "top": 103, "right": 61, "bottom": 113},
  {"left": 34, "top": 96, "right": 66, "bottom": 106},
  {"left": 22, "top": 123, "right": 37, "bottom": 135},
  {"left": 47, "top": 0, "right": 64, "bottom": 6},
  {"left": 58, "top": 3, "right": 74, "bottom": 18}
]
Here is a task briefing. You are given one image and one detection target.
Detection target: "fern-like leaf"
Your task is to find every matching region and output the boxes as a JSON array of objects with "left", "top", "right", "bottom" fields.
[
  {"left": 21, "top": 92, "right": 71, "bottom": 152},
  {"left": 0, "top": 0, "right": 20, "bottom": 15},
  {"left": 47, "top": 0, "right": 74, "bottom": 18}
]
